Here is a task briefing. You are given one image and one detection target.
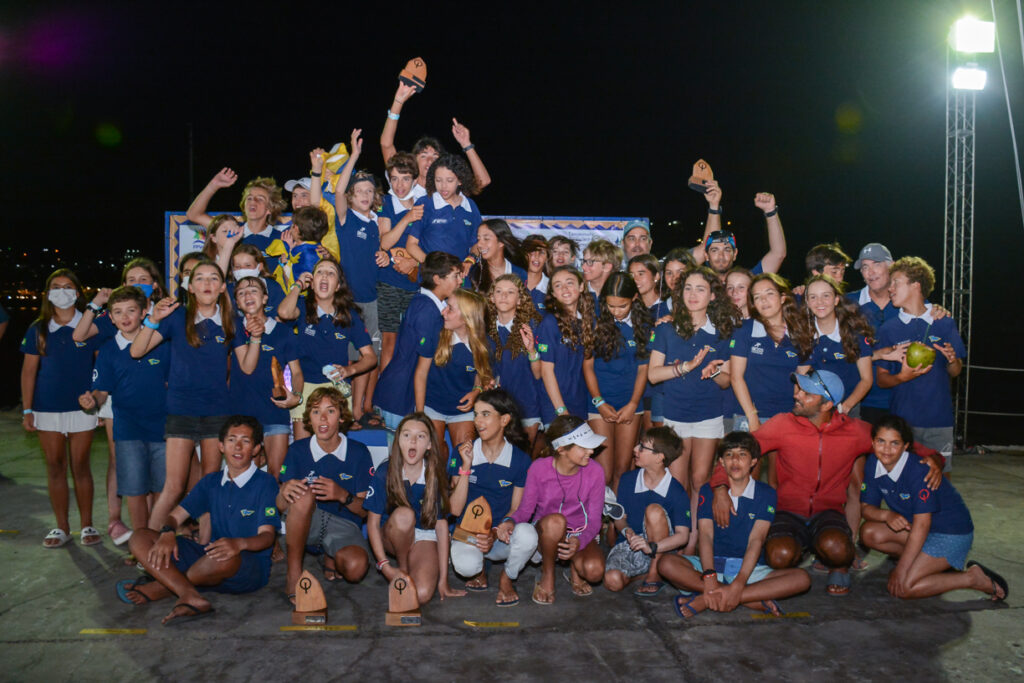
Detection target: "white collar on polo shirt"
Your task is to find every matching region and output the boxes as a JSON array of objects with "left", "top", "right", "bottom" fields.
[
  {"left": 875, "top": 450, "right": 910, "bottom": 482},
  {"left": 311, "top": 436, "right": 348, "bottom": 463},
  {"left": 454, "top": 331, "right": 471, "bottom": 352},
  {"left": 114, "top": 331, "right": 132, "bottom": 350},
  {"left": 898, "top": 303, "right": 934, "bottom": 325},
  {"left": 634, "top": 469, "right": 673, "bottom": 497},
  {"left": 316, "top": 305, "right": 333, "bottom": 319},
  {"left": 420, "top": 287, "right": 447, "bottom": 313},
  {"left": 195, "top": 305, "right": 222, "bottom": 326},
  {"left": 221, "top": 461, "right": 258, "bottom": 488},
  {"left": 496, "top": 318, "right": 514, "bottom": 334},
  {"left": 534, "top": 273, "right": 549, "bottom": 292},
  {"left": 48, "top": 309, "right": 83, "bottom": 333},
  {"left": 815, "top": 318, "right": 841, "bottom": 342},
  {"left": 858, "top": 286, "right": 872, "bottom": 306},
  {"left": 619, "top": 314, "right": 633, "bottom": 328},
  {"left": 242, "top": 222, "right": 274, "bottom": 239},
  {"left": 751, "top": 319, "right": 768, "bottom": 338},
  {"left": 472, "top": 439, "right": 513, "bottom": 468},
  {"left": 350, "top": 208, "right": 378, "bottom": 224},
  {"left": 728, "top": 477, "right": 757, "bottom": 510},
  {"left": 699, "top": 318, "right": 717, "bottom": 335},
  {"left": 432, "top": 192, "right": 470, "bottom": 210},
  {"left": 403, "top": 463, "right": 427, "bottom": 485}
]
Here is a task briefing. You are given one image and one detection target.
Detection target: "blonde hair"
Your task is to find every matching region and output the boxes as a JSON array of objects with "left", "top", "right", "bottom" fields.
[{"left": 434, "top": 289, "right": 493, "bottom": 389}]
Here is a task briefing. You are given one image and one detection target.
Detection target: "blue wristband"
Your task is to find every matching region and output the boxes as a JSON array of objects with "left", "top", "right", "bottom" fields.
[
  {"left": 387, "top": 109, "right": 400, "bottom": 121},
  {"left": 143, "top": 316, "right": 160, "bottom": 330}
]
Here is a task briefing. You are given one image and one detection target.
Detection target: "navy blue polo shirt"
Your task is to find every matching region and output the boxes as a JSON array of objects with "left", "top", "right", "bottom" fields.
[
  {"left": 728, "top": 318, "right": 803, "bottom": 420},
  {"left": 241, "top": 223, "right": 278, "bottom": 256},
  {"left": 490, "top": 322, "right": 540, "bottom": 420},
  {"left": 156, "top": 307, "right": 231, "bottom": 417},
  {"left": 425, "top": 336, "right": 477, "bottom": 415},
  {"left": 94, "top": 312, "right": 118, "bottom": 344},
  {"left": 862, "top": 452, "right": 973, "bottom": 534},
  {"left": 378, "top": 194, "right": 418, "bottom": 292},
  {"left": 364, "top": 461, "right": 434, "bottom": 530},
  {"left": 227, "top": 278, "right": 286, "bottom": 320},
  {"left": 615, "top": 469, "right": 690, "bottom": 540},
  {"left": 848, "top": 286, "right": 900, "bottom": 410},
  {"left": 336, "top": 208, "right": 381, "bottom": 303},
  {"left": 180, "top": 463, "right": 279, "bottom": 577},
  {"left": 294, "top": 306, "right": 371, "bottom": 383},
  {"left": 279, "top": 436, "right": 373, "bottom": 525},
  {"left": 459, "top": 439, "right": 530, "bottom": 523},
  {"left": 594, "top": 317, "right": 649, "bottom": 409},
  {"left": 535, "top": 313, "right": 588, "bottom": 423},
  {"left": 875, "top": 310, "right": 966, "bottom": 428},
  {"left": 652, "top": 320, "right": 730, "bottom": 421},
  {"left": 230, "top": 319, "right": 299, "bottom": 428},
  {"left": 805, "top": 323, "right": 872, "bottom": 402},
  {"left": 21, "top": 312, "right": 102, "bottom": 412},
  {"left": 697, "top": 479, "right": 776, "bottom": 561},
  {"left": 375, "top": 290, "right": 444, "bottom": 415},
  {"left": 527, "top": 273, "right": 548, "bottom": 312},
  {"left": 408, "top": 192, "right": 481, "bottom": 260},
  {"left": 92, "top": 332, "right": 169, "bottom": 442}
]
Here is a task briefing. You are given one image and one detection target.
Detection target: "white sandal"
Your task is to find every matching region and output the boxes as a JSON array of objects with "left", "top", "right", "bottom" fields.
[
  {"left": 43, "top": 528, "right": 71, "bottom": 548},
  {"left": 80, "top": 526, "right": 102, "bottom": 546}
]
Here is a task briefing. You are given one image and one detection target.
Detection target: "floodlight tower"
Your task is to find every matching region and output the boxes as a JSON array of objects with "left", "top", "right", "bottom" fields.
[{"left": 944, "top": 16, "right": 994, "bottom": 449}]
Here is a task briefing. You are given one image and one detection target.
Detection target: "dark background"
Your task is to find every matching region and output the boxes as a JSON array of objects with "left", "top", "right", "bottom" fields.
[{"left": 1, "top": 2, "right": 1021, "bottom": 443}]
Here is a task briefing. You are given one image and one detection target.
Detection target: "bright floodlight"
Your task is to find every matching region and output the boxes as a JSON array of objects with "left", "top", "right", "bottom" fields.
[
  {"left": 952, "top": 66, "right": 987, "bottom": 90},
  {"left": 953, "top": 16, "right": 995, "bottom": 53}
]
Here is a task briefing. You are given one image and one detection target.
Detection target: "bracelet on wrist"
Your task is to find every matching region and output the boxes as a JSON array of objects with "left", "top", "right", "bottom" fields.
[
  {"left": 473, "top": 385, "right": 483, "bottom": 391},
  {"left": 555, "top": 406, "right": 567, "bottom": 416},
  {"left": 143, "top": 316, "right": 160, "bottom": 330},
  {"left": 702, "top": 568, "right": 717, "bottom": 578},
  {"left": 159, "top": 525, "right": 175, "bottom": 535},
  {"left": 528, "top": 352, "right": 540, "bottom": 362},
  {"left": 376, "top": 558, "right": 391, "bottom": 572},
  {"left": 23, "top": 408, "right": 32, "bottom": 415},
  {"left": 458, "top": 468, "right": 472, "bottom": 477},
  {"left": 591, "top": 396, "right": 605, "bottom": 408},
  {"left": 87, "top": 302, "right": 103, "bottom": 314},
  {"left": 647, "top": 541, "right": 659, "bottom": 557},
  {"left": 387, "top": 109, "right": 400, "bottom": 121},
  {"left": 500, "top": 516, "right": 515, "bottom": 526},
  {"left": 763, "top": 207, "right": 778, "bottom": 218},
  {"left": 462, "top": 143, "right": 475, "bottom": 152},
  {"left": 310, "top": 171, "right": 322, "bottom": 178},
  {"left": 707, "top": 206, "right": 722, "bottom": 215}
]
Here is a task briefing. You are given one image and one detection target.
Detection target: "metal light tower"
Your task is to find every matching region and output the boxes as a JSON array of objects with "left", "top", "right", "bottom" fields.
[{"left": 943, "top": 16, "right": 994, "bottom": 449}]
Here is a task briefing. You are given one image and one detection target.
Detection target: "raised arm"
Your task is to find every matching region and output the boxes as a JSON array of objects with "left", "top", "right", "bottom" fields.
[
  {"left": 130, "top": 297, "right": 177, "bottom": 358},
  {"left": 693, "top": 180, "right": 722, "bottom": 266},
  {"left": 186, "top": 167, "right": 238, "bottom": 229},
  {"left": 332, "top": 129, "right": 362, "bottom": 219},
  {"left": 277, "top": 272, "right": 311, "bottom": 321},
  {"left": 309, "top": 147, "right": 325, "bottom": 208},
  {"left": 380, "top": 83, "right": 417, "bottom": 164},
  {"left": 451, "top": 119, "right": 491, "bottom": 192},
  {"left": 73, "top": 287, "right": 110, "bottom": 341},
  {"left": 753, "top": 192, "right": 786, "bottom": 274}
]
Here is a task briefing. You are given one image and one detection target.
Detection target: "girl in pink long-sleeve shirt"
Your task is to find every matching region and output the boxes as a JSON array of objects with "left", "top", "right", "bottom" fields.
[{"left": 506, "top": 415, "right": 606, "bottom": 603}]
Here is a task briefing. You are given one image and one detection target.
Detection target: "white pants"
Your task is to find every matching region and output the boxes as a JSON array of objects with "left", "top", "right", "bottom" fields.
[{"left": 450, "top": 522, "right": 538, "bottom": 581}]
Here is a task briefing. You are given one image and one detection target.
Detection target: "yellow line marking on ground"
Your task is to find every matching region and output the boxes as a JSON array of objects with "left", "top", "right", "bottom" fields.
[
  {"left": 463, "top": 620, "right": 520, "bottom": 628},
  {"left": 80, "top": 628, "right": 147, "bottom": 635},
  {"left": 752, "top": 611, "right": 811, "bottom": 619},
  {"left": 280, "top": 625, "right": 358, "bottom": 632},
  {"left": 0, "top": 529, "right": 20, "bottom": 534}
]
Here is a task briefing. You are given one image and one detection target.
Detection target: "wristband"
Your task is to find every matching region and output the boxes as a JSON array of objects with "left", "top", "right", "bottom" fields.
[
  {"left": 23, "top": 409, "right": 32, "bottom": 415},
  {"left": 591, "top": 396, "right": 605, "bottom": 408},
  {"left": 87, "top": 302, "right": 103, "bottom": 314},
  {"left": 291, "top": 391, "right": 303, "bottom": 406},
  {"left": 143, "top": 316, "right": 160, "bottom": 330},
  {"left": 528, "top": 352, "right": 540, "bottom": 362},
  {"left": 376, "top": 558, "right": 391, "bottom": 572},
  {"left": 647, "top": 541, "right": 659, "bottom": 557},
  {"left": 763, "top": 208, "right": 778, "bottom": 218},
  {"left": 707, "top": 206, "right": 722, "bottom": 215},
  {"left": 462, "top": 144, "right": 475, "bottom": 152},
  {"left": 702, "top": 568, "right": 717, "bottom": 578},
  {"left": 290, "top": 281, "right": 302, "bottom": 290},
  {"left": 310, "top": 171, "right": 322, "bottom": 178},
  {"left": 340, "top": 490, "right": 354, "bottom": 506},
  {"left": 555, "top": 406, "right": 567, "bottom": 416},
  {"left": 458, "top": 468, "right": 472, "bottom": 477},
  {"left": 159, "top": 525, "right": 175, "bottom": 535},
  {"left": 473, "top": 385, "right": 483, "bottom": 391},
  {"left": 387, "top": 109, "right": 400, "bottom": 121},
  {"left": 500, "top": 516, "right": 515, "bottom": 526}
]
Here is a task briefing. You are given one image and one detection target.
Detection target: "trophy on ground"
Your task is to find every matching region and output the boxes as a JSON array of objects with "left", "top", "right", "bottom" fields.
[
  {"left": 386, "top": 573, "right": 421, "bottom": 626},
  {"left": 292, "top": 570, "right": 328, "bottom": 625}
]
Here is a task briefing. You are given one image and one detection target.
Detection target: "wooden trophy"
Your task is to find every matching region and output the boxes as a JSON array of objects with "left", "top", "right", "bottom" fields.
[
  {"left": 386, "top": 574, "right": 421, "bottom": 626},
  {"left": 271, "top": 356, "right": 288, "bottom": 401},
  {"left": 688, "top": 159, "right": 714, "bottom": 194},
  {"left": 390, "top": 247, "right": 420, "bottom": 283},
  {"left": 292, "top": 570, "right": 328, "bottom": 625},
  {"left": 452, "top": 497, "right": 493, "bottom": 546},
  {"left": 399, "top": 57, "right": 427, "bottom": 92}
]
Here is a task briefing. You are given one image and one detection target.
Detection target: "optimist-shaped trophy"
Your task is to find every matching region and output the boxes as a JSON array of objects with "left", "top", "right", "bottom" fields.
[
  {"left": 452, "top": 496, "right": 493, "bottom": 546},
  {"left": 271, "top": 356, "right": 288, "bottom": 401},
  {"left": 399, "top": 57, "right": 427, "bottom": 92},
  {"left": 386, "top": 574, "right": 421, "bottom": 626},
  {"left": 389, "top": 247, "right": 419, "bottom": 283},
  {"left": 688, "top": 159, "right": 714, "bottom": 194},
  {"left": 292, "top": 570, "right": 328, "bottom": 625}
]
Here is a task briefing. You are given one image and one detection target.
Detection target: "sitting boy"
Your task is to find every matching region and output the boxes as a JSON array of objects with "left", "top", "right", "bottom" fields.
[
  {"left": 659, "top": 432, "right": 811, "bottom": 617},
  {"left": 277, "top": 387, "right": 373, "bottom": 600},
  {"left": 118, "top": 416, "right": 279, "bottom": 625},
  {"left": 266, "top": 205, "right": 330, "bottom": 291},
  {"left": 603, "top": 427, "right": 691, "bottom": 595}
]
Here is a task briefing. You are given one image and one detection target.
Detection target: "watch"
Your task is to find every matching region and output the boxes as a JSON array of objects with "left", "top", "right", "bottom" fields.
[
  {"left": 646, "top": 541, "right": 659, "bottom": 557},
  {"left": 340, "top": 490, "right": 354, "bottom": 506},
  {"left": 159, "top": 525, "right": 175, "bottom": 535},
  {"left": 292, "top": 391, "right": 303, "bottom": 406}
]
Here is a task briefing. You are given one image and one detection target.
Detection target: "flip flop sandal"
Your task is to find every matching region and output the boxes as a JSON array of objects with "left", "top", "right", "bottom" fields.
[
  {"left": 465, "top": 575, "right": 489, "bottom": 592},
  {"left": 80, "top": 526, "right": 103, "bottom": 546},
  {"left": 967, "top": 560, "right": 1009, "bottom": 601},
  {"left": 495, "top": 593, "right": 520, "bottom": 607},
  {"left": 754, "top": 599, "right": 784, "bottom": 616},
  {"left": 162, "top": 602, "right": 215, "bottom": 627},
  {"left": 42, "top": 528, "right": 71, "bottom": 549},
  {"left": 531, "top": 582, "right": 554, "bottom": 605},
  {"left": 115, "top": 576, "right": 155, "bottom": 605},
  {"left": 674, "top": 594, "right": 701, "bottom": 619},
  {"left": 358, "top": 413, "right": 385, "bottom": 429},
  {"left": 562, "top": 569, "right": 593, "bottom": 597},
  {"left": 826, "top": 570, "right": 852, "bottom": 596},
  {"left": 633, "top": 580, "right": 664, "bottom": 597}
]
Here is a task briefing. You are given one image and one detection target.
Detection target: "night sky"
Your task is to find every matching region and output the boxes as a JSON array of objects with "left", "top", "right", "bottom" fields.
[{"left": 2, "top": 2, "right": 1022, "bottom": 433}]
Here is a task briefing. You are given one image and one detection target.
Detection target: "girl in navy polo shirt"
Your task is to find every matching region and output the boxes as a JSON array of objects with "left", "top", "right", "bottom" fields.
[
  {"left": 521, "top": 234, "right": 549, "bottom": 312},
  {"left": 629, "top": 254, "right": 669, "bottom": 431},
  {"left": 227, "top": 244, "right": 286, "bottom": 321},
  {"left": 468, "top": 219, "right": 527, "bottom": 294},
  {"left": 21, "top": 269, "right": 102, "bottom": 548},
  {"left": 860, "top": 415, "right": 1006, "bottom": 601},
  {"left": 131, "top": 259, "right": 236, "bottom": 530},
  {"left": 583, "top": 273, "right": 653, "bottom": 489},
  {"left": 537, "top": 267, "right": 596, "bottom": 428},
  {"left": 200, "top": 214, "right": 244, "bottom": 276},
  {"left": 231, "top": 276, "right": 304, "bottom": 477},
  {"left": 486, "top": 274, "right": 544, "bottom": 446},
  {"left": 175, "top": 252, "right": 204, "bottom": 305},
  {"left": 406, "top": 153, "right": 481, "bottom": 263},
  {"left": 365, "top": 413, "right": 465, "bottom": 606},
  {"left": 661, "top": 248, "right": 696, "bottom": 309},
  {"left": 278, "top": 259, "right": 375, "bottom": 437},
  {"left": 730, "top": 274, "right": 815, "bottom": 432},
  {"left": 415, "top": 289, "right": 493, "bottom": 453},
  {"left": 725, "top": 268, "right": 753, "bottom": 320}
]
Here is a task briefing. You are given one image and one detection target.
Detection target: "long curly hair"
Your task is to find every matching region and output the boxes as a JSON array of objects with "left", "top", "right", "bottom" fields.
[
  {"left": 747, "top": 273, "right": 814, "bottom": 359},
  {"left": 184, "top": 260, "right": 235, "bottom": 348},
  {"left": 593, "top": 272, "right": 653, "bottom": 362},
  {"left": 670, "top": 267, "right": 742, "bottom": 341},
  {"left": 426, "top": 153, "right": 479, "bottom": 197},
  {"left": 803, "top": 274, "right": 876, "bottom": 359},
  {"left": 543, "top": 266, "right": 595, "bottom": 357},
  {"left": 435, "top": 289, "right": 493, "bottom": 389},
  {"left": 476, "top": 388, "right": 530, "bottom": 452},
  {"left": 303, "top": 259, "right": 361, "bottom": 328},
  {"left": 32, "top": 268, "right": 86, "bottom": 356},
  {"left": 470, "top": 219, "right": 527, "bottom": 294},
  {"left": 386, "top": 413, "right": 449, "bottom": 529},
  {"left": 486, "top": 274, "right": 542, "bottom": 360}
]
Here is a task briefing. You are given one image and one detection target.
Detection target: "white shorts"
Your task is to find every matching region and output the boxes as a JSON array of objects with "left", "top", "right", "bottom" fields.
[
  {"left": 521, "top": 417, "right": 542, "bottom": 428},
  {"left": 97, "top": 396, "right": 113, "bottom": 419},
  {"left": 423, "top": 405, "right": 474, "bottom": 424},
  {"left": 663, "top": 416, "right": 724, "bottom": 440},
  {"left": 414, "top": 527, "right": 437, "bottom": 544},
  {"left": 33, "top": 410, "right": 98, "bottom": 435}
]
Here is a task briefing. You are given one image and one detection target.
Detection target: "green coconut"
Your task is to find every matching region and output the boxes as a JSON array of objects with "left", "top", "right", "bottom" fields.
[{"left": 906, "top": 341, "right": 936, "bottom": 369}]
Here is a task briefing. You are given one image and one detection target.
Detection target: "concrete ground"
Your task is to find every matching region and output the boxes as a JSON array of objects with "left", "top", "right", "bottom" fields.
[{"left": 1, "top": 409, "right": 1021, "bottom": 682}]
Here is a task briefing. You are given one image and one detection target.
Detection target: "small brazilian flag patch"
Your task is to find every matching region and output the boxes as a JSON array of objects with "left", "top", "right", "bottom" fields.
[
  {"left": 538, "top": 343, "right": 548, "bottom": 353},
  {"left": 265, "top": 507, "right": 277, "bottom": 517},
  {"left": 860, "top": 482, "right": 866, "bottom": 491},
  {"left": 650, "top": 332, "right": 656, "bottom": 342},
  {"left": 729, "top": 339, "right": 736, "bottom": 348},
  {"left": 280, "top": 465, "right": 287, "bottom": 474},
  {"left": 419, "top": 337, "right": 426, "bottom": 345},
  {"left": 767, "top": 505, "right": 775, "bottom": 514}
]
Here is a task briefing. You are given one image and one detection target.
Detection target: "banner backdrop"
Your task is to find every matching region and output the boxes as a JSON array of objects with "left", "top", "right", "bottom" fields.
[{"left": 164, "top": 212, "right": 646, "bottom": 294}]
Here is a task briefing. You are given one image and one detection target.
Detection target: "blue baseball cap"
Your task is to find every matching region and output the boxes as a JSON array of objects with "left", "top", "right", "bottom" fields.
[{"left": 791, "top": 369, "right": 845, "bottom": 405}]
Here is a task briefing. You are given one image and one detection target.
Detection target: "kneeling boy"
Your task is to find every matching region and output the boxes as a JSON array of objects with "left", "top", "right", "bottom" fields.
[
  {"left": 603, "top": 427, "right": 691, "bottom": 595},
  {"left": 120, "top": 416, "right": 279, "bottom": 625},
  {"left": 659, "top": 432, "right": 811, "bottom": 617}
]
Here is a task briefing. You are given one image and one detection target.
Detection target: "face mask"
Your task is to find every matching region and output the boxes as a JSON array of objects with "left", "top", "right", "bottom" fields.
[
  {"left": 133, "top": 283, "right": 155, "bottom": 298},
  {"left": 48, "top": 288, "right": 77, "bottom": 309},
  {"left": 180, "top": 275, "right": 190, "bottom": 291},
  {"left": 233, "top": 269, "right": 261, "bottom": 281}
]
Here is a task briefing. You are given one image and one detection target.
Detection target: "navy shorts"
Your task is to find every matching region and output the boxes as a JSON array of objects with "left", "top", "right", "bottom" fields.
[{"left": 173, "top": 537, "right": 270, "bottom": 594}]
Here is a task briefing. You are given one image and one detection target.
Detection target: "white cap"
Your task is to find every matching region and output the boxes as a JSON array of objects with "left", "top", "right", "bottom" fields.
[
  {"left": 285, "top": 177, "right": 312, "bottom": 193},
  {"left": 551, "top": 423, "right": 606, "bottom": 450}
]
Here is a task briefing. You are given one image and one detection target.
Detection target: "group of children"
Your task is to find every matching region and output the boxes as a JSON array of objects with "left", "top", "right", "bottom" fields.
[{"left": 19, "top": 76, "right": 1007, "bottom": 626}]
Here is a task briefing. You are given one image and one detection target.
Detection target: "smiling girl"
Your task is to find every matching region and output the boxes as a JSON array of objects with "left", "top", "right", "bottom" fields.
[
  {"left": 468, "top": 219, "right": 528, "bottom": 294},
  {"left": 537, "top": 267, "right": 596, "bottom": 428},
  {"left": 406, "top": 154, "right": 481, "bottom": 263},
  {"left": 521, "top": 234, "right": 550, "bottom": 312}
]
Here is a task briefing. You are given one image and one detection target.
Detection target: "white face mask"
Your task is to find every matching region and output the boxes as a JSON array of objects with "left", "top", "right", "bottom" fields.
[
  {"left": 47, "top": 288, "right": 77, "bottom": 309},
  {"left": 233, "top": 268, "right": 261, "bottom": 281},
  {"left": 180, "top": 275, "right": 190, "bottom": 291}
]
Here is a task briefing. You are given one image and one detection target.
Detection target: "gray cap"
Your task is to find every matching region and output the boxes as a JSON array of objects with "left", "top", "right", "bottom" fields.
[
  {"left": 853, "top": 243, "right": 893, "bottom": 270},
  {"left": 284, "top": 177, "right": 312, "bottom": 193}
]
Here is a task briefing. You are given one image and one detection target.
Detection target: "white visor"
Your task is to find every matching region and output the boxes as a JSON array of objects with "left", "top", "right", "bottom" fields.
[{"left": 551, "top": 423, "right": 606, "bottom": 450}]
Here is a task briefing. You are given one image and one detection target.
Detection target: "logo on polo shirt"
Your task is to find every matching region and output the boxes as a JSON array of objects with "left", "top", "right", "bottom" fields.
[
  {"left": 304, "top": 326, "right": 317, "bottom": 336},
  {"left": 627, "top": 340, "right": 636, "bottom": 347},
  {"left": 334, "top": 332, "right": 347, "bottom": 341},
  {"left": 767, "top": 505, "right": 775, "bottom": 514},
  {"left": 419, "top": 337, "right": 426, "bottom": 345},
  {"left": 899, "top": 493, "right": 910, "bottom": 500},
  {"left": 356, "top": 227, "right": 368, "bottom": 240},
  {"left": 339, "top": 473, "right": 353, "bottom": 481},
  {"left": 650, "top": 332, "right": 656, "bottom": 342},
  {"left": 928, "top": 335, "right": 941, "bottom": 343},
  {"left": 367, "top": 485, "right": 375, "bottom": 499},
  {"left": 748, "top": 513, "right": 755, "bottom": 519},
  {"left": 465, "top": 365, "right": 475, "bottom": 372},
  {"left": 832, "top": 352, "right": 846, "bottom": 360},
  {"left": 92, "top": 369, "right": 98, "bottom": 381},
  {"left": 498, "top": 479, "right": 512, "bottom": 487},
  {"left": 880, "top": 487, "right": 889, "bottom": 495},
  {"left": 265, "top": 507, "right": 277, "bottom": 517},
  {"left": 280, "top": 465, "right": 287, "bottom": 474},
  {"left": 75, "top": 341, "right": 87, "bottom": 348},
  {"left": 784, "top": 350, "right": 797, "bottom": 358},
  {"left": 261, "top": 344, "right": 274, "bottom": 352},
  {"left": 148, "top": 358, "right": 161, "bottom": 365},
  {"left": 860, "top": 483, "right": 866, "bottom": 491},
  {"left": 751, "top": 343, "right": 764, "bottom": 355},
  {"left": 729, "top": 339, "right": 736, "bottom": 348},
  {"left": 918, "top": 489, "right": 930, "bottom": 501},
  {"left": 241, "top": 509, "right": 254, "bottom": 516},
  {"left": 215, "top": 336, "right": 225, "bottom": 343}
]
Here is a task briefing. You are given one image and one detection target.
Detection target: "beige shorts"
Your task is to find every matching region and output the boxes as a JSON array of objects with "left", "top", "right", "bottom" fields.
[{"left": 33, "top": 410, "right": 98, "bottom": 435}]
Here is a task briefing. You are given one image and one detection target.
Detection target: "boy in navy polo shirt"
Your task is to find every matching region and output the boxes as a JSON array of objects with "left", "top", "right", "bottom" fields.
[
  {"left": 374, "top": 251, "right": 464, "bottom": 429},
  {"left": 278, "top": 387, "right": 373, "bottom": 599},
  {"left": 79, "top": 286, "right": 169, "bottom": 532},
  {"left": 120, "top": 416, "right": 279, "bottom": 625},
  {"left": 603, "top": 427, "right": 691, "bottom": 596},
  {"left": 659, "top": 432, "right": 811, "bottom": 618},
  {"left": 875, "top": 257, "right": 964, "bottom": 470}
]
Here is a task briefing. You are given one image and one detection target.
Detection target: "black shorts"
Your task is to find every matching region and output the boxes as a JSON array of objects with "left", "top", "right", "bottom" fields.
[
  {"left": 767, "top": 509, "right": 851, "bottom": 551},
  {"left": 165, "top": 414, "right": 231, "bottom": 442},
  {"left": 376, "top": 282, "right": 417, "bottom": 333}
]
